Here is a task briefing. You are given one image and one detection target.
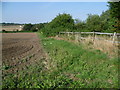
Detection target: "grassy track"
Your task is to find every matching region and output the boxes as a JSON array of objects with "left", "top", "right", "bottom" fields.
[{"left": 2, "top": 33, "right": 118, "bottom": 88}]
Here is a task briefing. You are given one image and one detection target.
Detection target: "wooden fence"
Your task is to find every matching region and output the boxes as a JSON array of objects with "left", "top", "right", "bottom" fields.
[{"left": 59, "top": 32, "right": 120, "bottom": 43}]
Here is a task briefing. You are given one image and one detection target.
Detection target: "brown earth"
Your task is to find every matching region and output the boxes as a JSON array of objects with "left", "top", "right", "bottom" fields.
[{"left": 2, "top": 33, "right": 47, "bottom": 75}]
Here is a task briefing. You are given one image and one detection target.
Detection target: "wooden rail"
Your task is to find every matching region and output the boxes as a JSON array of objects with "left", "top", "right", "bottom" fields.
[
  {"left": 60, "top": 32, "right": 120, "bottom": 35},
  {"left": 59, "top": 32, "right": 120, "bottom": 43}
]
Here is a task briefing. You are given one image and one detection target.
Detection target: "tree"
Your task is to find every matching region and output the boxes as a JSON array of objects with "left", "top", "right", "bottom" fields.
[
  {"left": 74, "top": 19, "right": 86, "bottom": 31},
  {"left": 86, "top": 14, "right": 102, "bottom": 32},
  {"left": 108, "top": 2, "right": 120, "bottom": 32},
  {"left": 31, "top": 23, "right": 47, "bottom": 32},
  {"left": 100, "top": 11, "right": 110, "bottom": 32},
  {"left": 100, "top": 10, "right": 114, "bottom": 32},
  {"left": 49, "top": 13, "right": 74, "bottom": 29},
  {"left": 22, "top": 23, "right": 33, "bottom": 31},
  {"left": 42, "top": 13, "right": 75, "bottom": 36}
]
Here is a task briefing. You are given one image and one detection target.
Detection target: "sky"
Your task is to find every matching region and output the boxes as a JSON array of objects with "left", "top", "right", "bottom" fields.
[{"left": 2, "top": 2, "right": 109, "bottom": 24}]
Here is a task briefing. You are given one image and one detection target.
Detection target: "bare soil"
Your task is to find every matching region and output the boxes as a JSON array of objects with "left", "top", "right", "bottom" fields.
[{"left": 2, "top": 33, "right": 46, "bottom": 75}]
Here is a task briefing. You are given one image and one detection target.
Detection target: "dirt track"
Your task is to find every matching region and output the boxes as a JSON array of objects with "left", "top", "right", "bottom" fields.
[{"left": 2, "top": 33, "right": 46, "bottom": 74}]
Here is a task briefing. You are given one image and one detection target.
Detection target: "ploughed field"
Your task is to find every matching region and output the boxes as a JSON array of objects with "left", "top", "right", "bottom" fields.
[{"left": 2, "top": 33, "right": 46, "bottom": 75}]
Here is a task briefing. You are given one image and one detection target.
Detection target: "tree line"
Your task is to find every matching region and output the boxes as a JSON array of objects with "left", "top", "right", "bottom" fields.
[
  {"left": 22, "top": 2, "right": 120, "bottom": 36},
  {"left": 1, "top": 22, "right": 23, "bottom": 26},
  {"left": 22, "top": 23, "right": 47, "bottom": 32}
]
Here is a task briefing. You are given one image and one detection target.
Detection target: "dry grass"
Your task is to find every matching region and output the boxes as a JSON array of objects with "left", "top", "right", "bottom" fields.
[
  {"left": 59, "top": 34, "right": 119, "bottom": 58},
  {"left": 80, "top": 37, "right": 118, "bottom": 58}
]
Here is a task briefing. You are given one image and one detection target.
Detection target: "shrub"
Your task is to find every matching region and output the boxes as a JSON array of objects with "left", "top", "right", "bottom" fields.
[
  {"left": 22, "top": 24, "right": 33, "bottom": 31},
  {"left": 41, "top": 13, "right": 75, "bottom": 37},
  {"left": 2, "top": 29, "right": 6, "bottom": 33}
]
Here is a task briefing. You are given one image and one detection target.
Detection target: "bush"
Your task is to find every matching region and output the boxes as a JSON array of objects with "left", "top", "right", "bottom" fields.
[
  {"left": 22, "top": 24, "right": 33, "bottom": 31},
  {"left": 2, "top": 29, "right": 6, "bottom": 32},
  {"left": 41, "top": 13, "right": 75, "bottom": 37}
]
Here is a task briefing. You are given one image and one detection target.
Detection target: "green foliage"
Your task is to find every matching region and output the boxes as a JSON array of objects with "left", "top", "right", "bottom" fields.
[
  {"left": 31, "top": 23, "right": 47, "bottom": 32},
  {"left": 22, "top": 8, "right": 119, "bottom": 34},
  {"left": 49, "top": 13, "right": 74, "bottom": 29},
  {"left": 74, "top": 10, "right": 117, "bottom": 33},
  {"left": 86, "top": 14, "right": 102, "bottom": 32},
  {"left": 41, "top": 13, "right": 74, "bottom": 36},
  {"left": 2, "top": 2, "right": 120, "bottom": 33},
  {"left": 100, "top": 10, "right": 111, "bottom": 32},
  {"left": 22, "top": 23, "right": 33, "bottom": 31},
  {"left": 74, "top": 19, "right": 86, "bottom": 32},
  {"left": 108, "top": 2, "right": 120, "bottom": 32},
  {"left": 100, "top": 10, "right": 116, "bottom": 33},
  {"left": 108, "top": 2, "right": 120, "bottom": 19},
  {"left": 22, "top": 23, "right": 47, "bottom": 32}
]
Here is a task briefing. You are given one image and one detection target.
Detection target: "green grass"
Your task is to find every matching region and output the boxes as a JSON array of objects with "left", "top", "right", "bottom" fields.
[
  {"left": 2, "top": 33, "right": 118, "bottom": 88},
  {"left": 39, "top": 33, "right": 118, "bottom": 88}
]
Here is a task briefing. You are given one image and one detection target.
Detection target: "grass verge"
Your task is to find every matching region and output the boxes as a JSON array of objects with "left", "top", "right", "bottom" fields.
[{"left": 38, "top": 33, "right": 118, "bottom": 88}]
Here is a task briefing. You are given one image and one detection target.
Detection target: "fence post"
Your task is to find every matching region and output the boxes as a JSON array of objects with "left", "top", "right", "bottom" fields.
[
  {"left": 93, "top": 31, "right": 95, "bottom": 41},
  {"left": 75, "top": 33, "right": 79, "bottom": 42},
  {"left": 58, "top": 32, "right": 60, "bottom": 37},
  {"left": 79, "top": 32, "right": 81, "bottom": 42},
  {"left": 67, "top": 32, "right": 69, "bottom": 37},
  {"left": 68, "top": 32, "right": 70, "bottom": 40},
  {"left": 113, "top": 32, "right": 116, "bottom": 43}
]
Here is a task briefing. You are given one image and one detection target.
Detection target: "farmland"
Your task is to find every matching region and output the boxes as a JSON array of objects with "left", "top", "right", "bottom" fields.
[
  {"left": 2, "top": 32, "right": 119, "bottom": 88},
  {"left": 2, "top": 25, "right": 23, "bottom": 31},
  {"left": 2, "top": 33, "right": 48, "bottom": 81},
  {"left": 1, "top": 1, "right": 120, "bottom": 89}
]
